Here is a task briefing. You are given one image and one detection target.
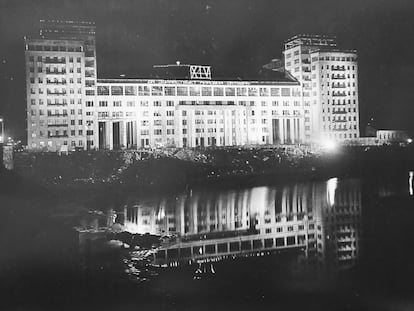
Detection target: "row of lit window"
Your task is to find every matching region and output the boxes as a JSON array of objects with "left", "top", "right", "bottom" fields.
[
  {"left": 323, "top": 116, "right": 357, "bottom": 122},
  {"left": 97, "top": 85, "right": 299, "bottom": 97},
  {"left": 30, "top": 109, "right": 83, "bottom": 117},
  {"left": 323, "top": 108, "right": 357, "bottom": 113},
  {"left": 26, "top": 45, "right": 83, "bottom": 52},
  {"left": 28, "top": 56, "right": 85, "bottom": 63},
  {"left": 94, "top": 100, "right": 299, "bottom": 108},
  {"left": 29, "top": 66, "right": 82, "bottom": 74}
]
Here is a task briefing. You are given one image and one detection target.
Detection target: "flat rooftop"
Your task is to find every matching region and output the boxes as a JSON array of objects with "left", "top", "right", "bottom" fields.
[
  {"left": 98, "top": 65, "right": 299, "bottom": 85},
  {"left": 285, "top": 34, "right": 337, "bottom": 49}
]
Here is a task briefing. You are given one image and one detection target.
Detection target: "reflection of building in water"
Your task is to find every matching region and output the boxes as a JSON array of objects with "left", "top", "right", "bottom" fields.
[
  {"left": 316, "top": 178, "right": 362, "bottom": 269},
  {"left": 121, "top": 179, "right": 362, "bottom": 268}
]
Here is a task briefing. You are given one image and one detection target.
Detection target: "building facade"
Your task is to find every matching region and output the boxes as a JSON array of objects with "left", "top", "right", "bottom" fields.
[
  {"left": 284, "top": 35, "right": 360, "bottom": 143},
  {"left": 95, "top": 78, "right": 304, "bottom": 149},
  {"left": 25, "top": 20, "right": 97, "bottom": 151},
  {"left": 25, "top": 21, "right": 359, "bottom": 151}
]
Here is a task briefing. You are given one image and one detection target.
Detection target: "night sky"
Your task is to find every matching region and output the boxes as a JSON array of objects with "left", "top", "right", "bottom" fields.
[{"left": 1, "top": 0, "right": 414, "bottom": 141}]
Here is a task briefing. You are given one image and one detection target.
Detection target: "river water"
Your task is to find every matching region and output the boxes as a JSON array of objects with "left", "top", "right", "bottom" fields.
[{"left": 76, "top": 171, "right": 414, "bottom": 310}]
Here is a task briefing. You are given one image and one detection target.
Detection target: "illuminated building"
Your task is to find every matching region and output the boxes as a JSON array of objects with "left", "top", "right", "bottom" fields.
[
  {"left": 25, "top": 21, "right": 360, "bottom": 151},
  {"left": 95, "top": 76, "right": 304, "bottom": 149},
  {"left": 284, "top": 35, "right": 360, "bottom": 143},
  {"left": 25, "top": 20, "right": 97, "bottom": 151}
]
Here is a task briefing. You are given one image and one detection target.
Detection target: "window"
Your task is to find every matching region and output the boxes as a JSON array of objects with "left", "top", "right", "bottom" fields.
[
  {"left": 213, "top": 87, "right": 224, "bottom": 96},
  {"left": 177, "top": 86, "right": 188, "bottom": 96},
  {"left": 202, "top": 87, "right": 212, "bottom": 96},
  {"left": 151, "top": 86, "right": 163, "bottom": 96},
  {"left": 248, "top": 87, "right": 258, "bottom": 96},
  {"left": 111, "top": 86, "right": 123, "bottom": 96},
  {"left": 237, "top": 87, "right": 247, "bottom": 96},
  {"left": 225, "top": 87, "right": 235, "bottom": 96},
  {"left": 138, "top": 85, "right": 150, "bottom": 96},
  {"left": 164, "top": 86, "right": 175, "bottom": 96},
  {"left": 259, "top": 88, "right": 269, "bottom": 96},
  {"left": 189, "top": 86, "right": 200, "bottom": 96},
  {"left": 97, "top": 86, "right": 109, "bottom": 95},
  {"left": 122, "top": 85, "right": 137, "bottom": 95},
  {"left": 281, "top": 88, "right": 291, "bottom": 96}
]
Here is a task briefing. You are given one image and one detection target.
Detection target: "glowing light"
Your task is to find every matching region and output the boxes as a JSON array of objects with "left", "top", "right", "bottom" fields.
[
  {"left": 322, "top": 139, "right": 337, "bottom": 152},
  {"left": 409, "top": 171, "right": 413, "bottom": 196},
  {"left": 327, "top": 177, "right": 338, "bottom": 206},
  {"left": 407, "top": 138, "right": 413, "bottom": 144}
]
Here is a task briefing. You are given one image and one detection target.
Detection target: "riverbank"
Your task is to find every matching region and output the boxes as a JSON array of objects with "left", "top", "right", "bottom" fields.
[{"left": 11, "top": 144, "right": 414, "bottom": 196}]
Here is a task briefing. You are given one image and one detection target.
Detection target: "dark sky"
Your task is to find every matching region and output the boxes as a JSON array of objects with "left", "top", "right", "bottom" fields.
[{"left": 1, "top": 0, "right": 414, "bottom": 140}]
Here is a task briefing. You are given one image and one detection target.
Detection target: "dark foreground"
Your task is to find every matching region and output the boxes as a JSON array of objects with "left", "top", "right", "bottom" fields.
[{"left": 1, "top": 146, "right": 414, "bottom": 310}]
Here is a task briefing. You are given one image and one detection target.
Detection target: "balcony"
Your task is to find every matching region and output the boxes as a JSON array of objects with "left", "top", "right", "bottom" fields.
[
  {"left": 332, "top": 119, "right": 347, "bottom": 123},
  {"left": 332, "top": 91, "right": 347, "bottom": 97},
  {"left": 47, "top": 102, "right": 67, "bottom": 106},
  {"left": 48, "top": 134, "right": 68, "bottom": 137},
  {"left": 46, "top": 70, "right": 66, "bottom": 75},
  {"left": 47, "top": 113, "right": 68, "bottom": 117},
  {"left": 331, "top": 66, "right": 346, "bottom": 71},
  {"left": 44, "top": 59, "right": 66, "bottom": 64},
  {"left": 332, "top": 110, "right": 347, "bottom": 114},
  {"left": 47, "top": 124, "right": 69, "bottom": 128},
  {"left": 46, "top": 80, "right": 67, "bottom": 85},
  {"left": 332, "top": 74, "right": 346, "bottom": 79},
  {"left": 47, "top": 91, "right": 67, "bottom": 95},
  {"left": 332, "top": 83, "right": 346, "bottom": 88}
]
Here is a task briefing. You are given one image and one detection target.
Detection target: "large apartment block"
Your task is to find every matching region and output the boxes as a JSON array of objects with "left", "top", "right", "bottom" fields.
[
  {"left": 25, "top": 21, "right": 359, "bottom": 152},
  {"left": 25, "top": 20, "right": 97, "bottom": 151},
  {"left": 284, "top": 35, "right": 360, "bottom": 142}
]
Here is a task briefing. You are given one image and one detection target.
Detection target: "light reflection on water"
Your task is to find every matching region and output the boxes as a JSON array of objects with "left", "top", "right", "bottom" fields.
[
  {"left": 76, "top": 173, "right": 413, "bottom": 284},
  {"left": 120, "top": 178, "right": 362, "bottom": 275}
]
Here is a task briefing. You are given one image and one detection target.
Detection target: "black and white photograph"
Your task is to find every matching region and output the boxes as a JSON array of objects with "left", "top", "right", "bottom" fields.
[{"left": 1, "top": 0, "right": 414, "bottom": 310}]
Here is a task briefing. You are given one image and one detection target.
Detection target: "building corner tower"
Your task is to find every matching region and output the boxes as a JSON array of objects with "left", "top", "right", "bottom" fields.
[
  {"left": 283, "top": 35, "right": 360, "bottom": 144},
  {"left": 25, "top": 20, "right": 97, "bottom": 151}
]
